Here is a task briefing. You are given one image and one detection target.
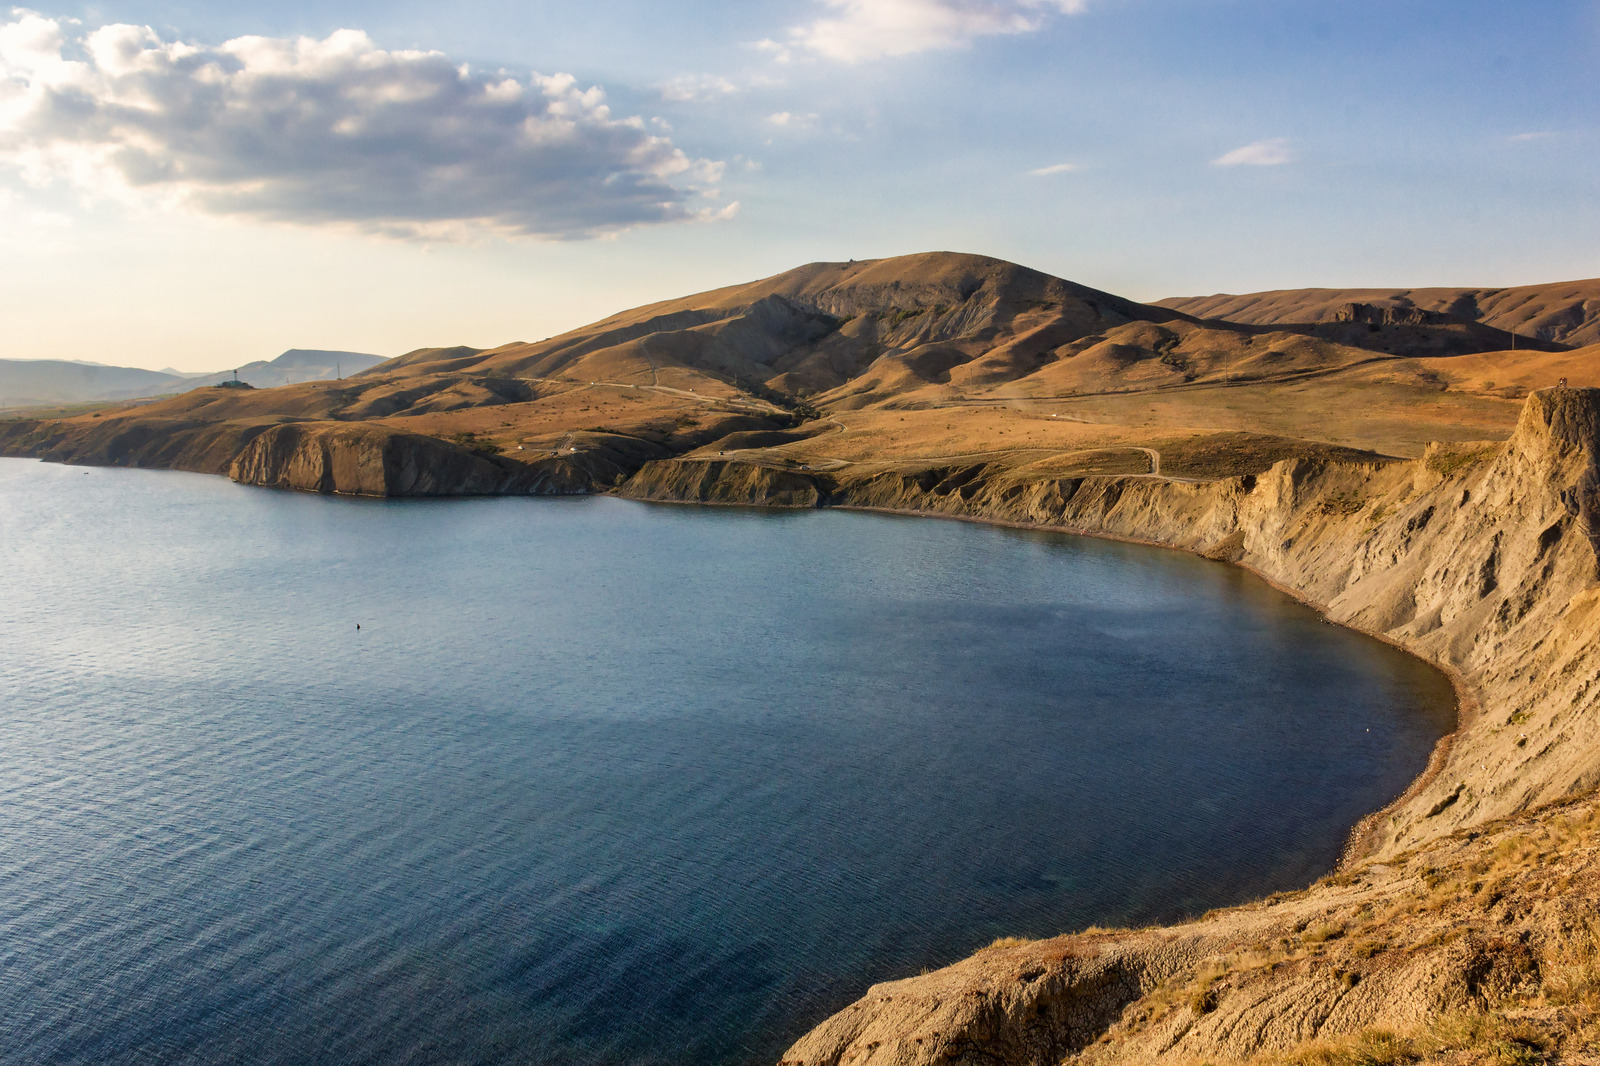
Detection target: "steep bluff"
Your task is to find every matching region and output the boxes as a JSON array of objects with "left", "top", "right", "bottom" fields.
[
  {"left": 620, "top": 388, "right": 1600, "bottom": 1064},
  {"left": 226, "top": 422, "right": 596, "bottom": 496},
  {"left": 0, "top": 416, "right": 658, "bottom": 497}
]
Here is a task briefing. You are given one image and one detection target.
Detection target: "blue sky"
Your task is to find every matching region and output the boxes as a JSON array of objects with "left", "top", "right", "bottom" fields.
[{"left": 2, "top": 0, "right": 1597, "bottom": 370}]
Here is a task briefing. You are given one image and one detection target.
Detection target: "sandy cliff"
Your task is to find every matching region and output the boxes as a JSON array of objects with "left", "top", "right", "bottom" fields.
[{"left": 622, "top": 388, "right": 1600, "bottom": 1064}]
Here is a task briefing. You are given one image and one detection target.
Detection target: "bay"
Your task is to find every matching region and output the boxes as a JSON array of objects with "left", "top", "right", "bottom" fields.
[{"left": 0, "top": 459, "right": 1455, "bottom": 1065}]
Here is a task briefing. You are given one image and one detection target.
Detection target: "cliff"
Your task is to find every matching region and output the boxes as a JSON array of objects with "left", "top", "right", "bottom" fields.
[
  {"left": 618, "top": 388, "right": 1600, "bottom": 1064},
  {"left": 226, "top": 422, "right": 597, "bottom": 496},
  {"left": 0, "top": 415, "right": 665, "bottom": 497}
]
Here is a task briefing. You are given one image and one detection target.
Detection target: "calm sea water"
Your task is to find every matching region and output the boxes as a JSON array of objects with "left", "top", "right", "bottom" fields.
[{"left": 0, "top": 459, "right": 1455, "bottom": 1065}]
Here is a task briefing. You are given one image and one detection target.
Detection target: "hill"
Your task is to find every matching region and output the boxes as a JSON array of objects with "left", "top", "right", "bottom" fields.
[
  {"left": 194, "top": 349, "right": 387, "bottom": 390},
  {"left": 370, "top": 252, "right": 1556, "bottom": 415},
  {"left": 1157, "top": 277, "right": 1600, "bottom": 347},
  {"left": 0, "top": 359, "right": 189, "bottom": 408}
]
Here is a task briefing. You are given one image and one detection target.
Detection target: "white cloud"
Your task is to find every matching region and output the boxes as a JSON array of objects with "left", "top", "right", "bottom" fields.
[
  {"left": 776, "top": 0, "right": 1088, "bottom": 63},
  {"left": 1028, "top": 162, "right": 1079, "bottom": 176},
  {"left": 765, "top": 110, "right": 820, "bottom": 128},
  {"left": 0, "top": 13, "right": 730, "bottom": 239},
  {"left": 660, "top": 73, "right": 739, "bottom": 103},
  {"left": 1509, "top": 130, "right": 1558, "bottom": 142},
  {"left": 1214, "top": 138, "right": 1294, "bottom": 167}
]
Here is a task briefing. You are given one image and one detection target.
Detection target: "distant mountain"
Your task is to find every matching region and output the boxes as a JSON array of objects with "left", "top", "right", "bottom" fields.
[
  {"left": 195, "top": 349, "right": 387, "bottom": 390},
  {"left": 1, "top": 349, "right": 385, "bottom": 408},
  {"left": 0, "top": 360, "right": 190, "bottom": 408}
]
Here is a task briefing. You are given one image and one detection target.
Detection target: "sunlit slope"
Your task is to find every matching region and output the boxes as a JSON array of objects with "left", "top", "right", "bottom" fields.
[
  {"left": 10, "top": 252, "right": 1598, "bottom": 488},
  {"left": 1157, "top": 277, "right": 1600, "bottom": 347},
  {"left": 360, "top": 252, "right": 1553, "bottom": 412}
]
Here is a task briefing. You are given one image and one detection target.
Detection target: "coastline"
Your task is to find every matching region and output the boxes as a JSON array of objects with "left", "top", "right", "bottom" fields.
[{"left": 5, "top": 387, "right": 1600, "bottom": 1063}]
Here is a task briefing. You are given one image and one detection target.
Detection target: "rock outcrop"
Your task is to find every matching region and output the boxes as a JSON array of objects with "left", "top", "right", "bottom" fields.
[
  {"left": 782, "top": 792, "right": 1599, "bottom": 1065},
  {"left": 224, "top": 421, "right": 606, "bottom": 496}
]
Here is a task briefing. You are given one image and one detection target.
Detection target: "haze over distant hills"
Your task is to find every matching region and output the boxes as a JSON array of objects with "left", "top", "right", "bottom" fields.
[
  {"left": 0, "top": 349, "right": 385, "bottom": 408},
  {"left": 198, "top": 349, "right": 387, "bottom": 391}
]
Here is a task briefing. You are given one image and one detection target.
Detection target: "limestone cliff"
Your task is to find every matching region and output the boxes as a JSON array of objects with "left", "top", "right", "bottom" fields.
[{"left": 617, "top": 389, "right": 1600, "bottom": 1064}]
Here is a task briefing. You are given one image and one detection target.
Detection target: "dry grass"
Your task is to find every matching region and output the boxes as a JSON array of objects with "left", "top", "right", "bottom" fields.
[
  {"left": 1425, "top": 444, "right": 1497, "bottom": 479},
  {"left": 1302, "top": 922, "right": 1346, "bottom": 945},
  {"left": 985, "top": 936, "right": 1033, "bottom": 950},
  {"left": 1251, "top": 1012, "right": 1553, "bottom": 1066}
]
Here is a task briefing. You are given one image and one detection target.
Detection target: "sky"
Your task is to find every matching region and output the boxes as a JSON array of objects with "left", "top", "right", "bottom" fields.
[{"left": 1, "top": 0, "right": 1598, "bottom": 371}]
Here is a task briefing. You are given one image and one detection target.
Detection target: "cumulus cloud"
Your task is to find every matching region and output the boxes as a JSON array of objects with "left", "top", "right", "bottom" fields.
[
  {"left": 1214, "top": 138, "right": 1294, "bottom": 167},
  {"left": 1028, "top": 162, "right": 1079, "bottom": 176},
  {"left": 766, "top": 0, "right": 1087, "bottom": 63},
  {"left": 0, "top": 11, "right": 732, "bottom": 239}
]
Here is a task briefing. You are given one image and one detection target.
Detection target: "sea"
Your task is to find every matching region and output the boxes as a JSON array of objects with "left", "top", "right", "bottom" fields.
[{"left": 0, "top": 458, "right": 1456, "bottom": 1065}]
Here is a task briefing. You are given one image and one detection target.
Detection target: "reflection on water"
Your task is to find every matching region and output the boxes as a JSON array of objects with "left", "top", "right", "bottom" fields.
[{"left": 0, "top": 459, "right": 1455, "bottom": 1065}]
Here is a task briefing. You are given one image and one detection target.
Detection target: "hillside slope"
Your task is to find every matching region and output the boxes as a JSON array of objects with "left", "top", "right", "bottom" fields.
[{"left": 1158, "top": 278, "right": 1600, "bottom": 348}]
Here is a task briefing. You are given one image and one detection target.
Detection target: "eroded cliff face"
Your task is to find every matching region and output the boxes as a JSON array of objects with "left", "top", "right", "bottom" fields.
[
  {"left": 225, "top": 421, "right": 603, "bottom": 496},
  {"left": 0, "top": 415, "right": 273, "bottom": 476},
  {"left": 0, "top": 416, "right": 654, "bottom": 497},
  {"left": 619, "top": 389, "right": 1600, "bottom": 1065}
]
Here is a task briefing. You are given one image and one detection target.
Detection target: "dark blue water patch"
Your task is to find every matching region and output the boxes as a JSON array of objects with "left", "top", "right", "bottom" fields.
[{"left": 0, "top": 459, "right": 1455, "bottom": 1066}]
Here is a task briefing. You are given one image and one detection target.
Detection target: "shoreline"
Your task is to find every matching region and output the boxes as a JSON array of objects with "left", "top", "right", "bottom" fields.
[
  {"left": 820, "top": 500, "right": 1475, "bottom": 871},
  {"left": 6, "top": 387, "right": 1600, "bottom": 1064}
]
